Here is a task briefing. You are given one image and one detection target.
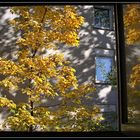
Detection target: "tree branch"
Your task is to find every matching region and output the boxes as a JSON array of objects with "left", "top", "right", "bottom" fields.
[{"left": 29, "top": 7, "right": 48, "bottom": 132}]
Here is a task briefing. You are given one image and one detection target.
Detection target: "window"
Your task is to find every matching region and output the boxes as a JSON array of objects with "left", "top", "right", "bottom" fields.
[
  {"left": 94, "top": 7, "right": 112, "bottom": 29},
  {"left": 95, "top": 57, "right": 113, "bottom": 83}
]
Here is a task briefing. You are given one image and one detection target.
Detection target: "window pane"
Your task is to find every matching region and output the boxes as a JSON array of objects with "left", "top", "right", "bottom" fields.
[
  {"left": 94, "top": 8, "right": 110, "bottom": 29},
  {"left": 122, "top": 4, "right": 140, "bottom": 131},
  {"left": 95, "top": 57, "right": 113, "bottom": 82}
]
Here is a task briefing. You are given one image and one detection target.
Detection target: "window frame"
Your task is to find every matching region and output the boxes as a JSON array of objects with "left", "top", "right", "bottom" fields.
[{"left": 93, "top": 6, "right": 113, "bottom": 30}]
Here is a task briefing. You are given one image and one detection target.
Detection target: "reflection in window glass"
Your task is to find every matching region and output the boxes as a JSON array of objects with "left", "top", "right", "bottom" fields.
[
  {"left": 94, "top": 8, "right": 110, "bottom": 29},
  {"left": 95, "top": 57, "right": 113, "bottom": 83}
]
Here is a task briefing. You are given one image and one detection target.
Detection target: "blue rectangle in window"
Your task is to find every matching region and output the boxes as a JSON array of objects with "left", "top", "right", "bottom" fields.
[{"left": 95, "top": 57, "right": 113, "bottom": 83}]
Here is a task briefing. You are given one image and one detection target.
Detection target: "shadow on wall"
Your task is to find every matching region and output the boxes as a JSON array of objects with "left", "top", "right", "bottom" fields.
[
  {"left": 0, "top": 7, "right": 28, "bottom": 106},
  {"left": 0, "top": 7, "right": 20, "bottom": 61},
  {"left": 0, "top": 7, "right": 29, "bottom": 124},
  {"left": 59, "top": 5, "right": 117, "bottom": 106}
]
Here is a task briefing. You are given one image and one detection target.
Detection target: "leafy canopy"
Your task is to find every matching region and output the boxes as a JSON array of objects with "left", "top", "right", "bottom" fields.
[
  {"left": 124, "top": 4, "right": 140, "bottom": 89},
  {"left": 0, "top": 6, "right": 103, "bottom": 131}
]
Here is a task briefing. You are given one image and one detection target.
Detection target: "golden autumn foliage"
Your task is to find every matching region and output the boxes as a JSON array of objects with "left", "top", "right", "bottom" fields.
[
  {"left": 0, "top": 6, "right": 103, "bottom": 131},
  {"left": 130, "top": 63, "right": 140, "bottom": 88},
  {"left": 124, "top": 4, "right": 140, "bottom": 45},
  {"left": 124, "top": 4, "right": 140, "bottom": 89}
]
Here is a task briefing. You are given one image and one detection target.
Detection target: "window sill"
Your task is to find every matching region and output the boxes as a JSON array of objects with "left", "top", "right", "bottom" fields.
[
  {"left": 94, "top": 82, "right": 112, "bottom": 85},
  {"left": 93, "top": 26, "right": 114, "bottom": 31}
]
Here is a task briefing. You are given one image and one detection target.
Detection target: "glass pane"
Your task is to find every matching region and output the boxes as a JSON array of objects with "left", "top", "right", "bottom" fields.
[
  {"left": 122, "top": 4, "right": 140, "bottom": 131},
  {"left": 94, "top": 8, "right": 110, "bottom": 29},
  {"left": 95, "top": 57, "right": 113, "bottom": 82}
]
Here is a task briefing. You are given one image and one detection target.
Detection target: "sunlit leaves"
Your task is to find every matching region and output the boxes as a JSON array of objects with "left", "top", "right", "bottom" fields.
[
  {"left": 0, "top": 6, "right": 102, "bottom": 131},
  {"left": 0, "top": 97, "right": 16, "bottom": 110},
  {"left": 124, "top": 4, "right": 140, "bottom": 45},
  {"left": 2, "top": 103, "right": 35, "bottom": 131},
  {"left": 9, "top": 5, "right": 84, "bottom": 54},
  {"left": 130, "top": 64, "right": 140, "bottom": 88},
  {"left": 124, "top": 5, "right": 140, "bottom": 89}
]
